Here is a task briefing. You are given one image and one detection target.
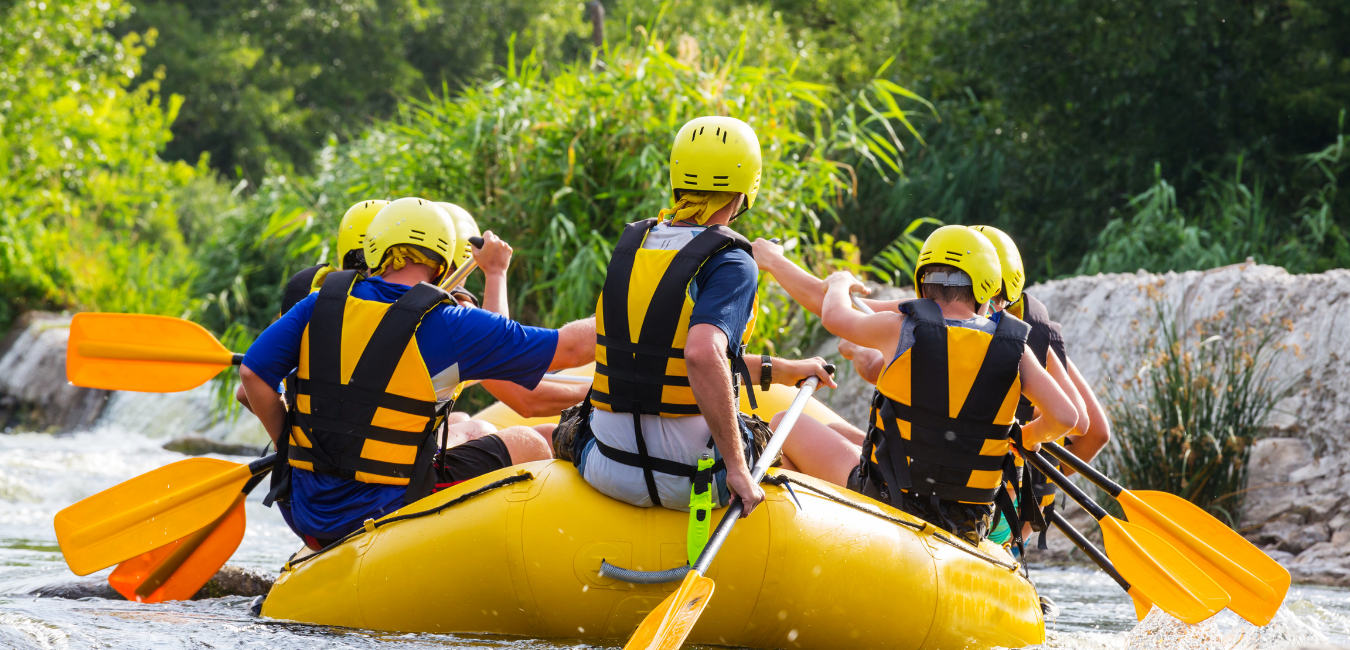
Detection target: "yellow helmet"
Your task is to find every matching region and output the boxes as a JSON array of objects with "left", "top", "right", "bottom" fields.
[
  {"left": 913, "top": 225, "right": 1003, "bottom": 305},
  {"left": 336, "top": 199, "right": 389, "bottom": 271},
  {"left": 968, "top": 225, "right": 1025, "bottom": 304},
  {"left": 364, "top": 198, "right": 457, "bottom": 284},
  {"left": 435, "top": 202, "right": 480, "bottom": 272},
  {"left": 669, "top": 116, "right": 762, "bottom": 215}
]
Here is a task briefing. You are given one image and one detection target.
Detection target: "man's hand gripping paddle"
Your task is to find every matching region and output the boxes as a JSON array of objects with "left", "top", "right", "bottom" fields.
[
  {"left": 1043, "top": 441, "right": 1290, "bottom": 625},
  {"left": 1021, "top": 448, "right": 1229, "bottom": 624},
  {"left": 622, "top": 367, "right": 834, "bottom": 650}
]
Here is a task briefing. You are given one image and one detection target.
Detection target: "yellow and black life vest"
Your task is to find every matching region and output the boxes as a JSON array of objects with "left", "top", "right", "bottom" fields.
[
  {"left": 592, "top": 218, "right": 757, "bottom": 416},
  {"left": 859, "top": 299, "right": 1030, "bottom": 508},
  {"left": 275, "top": 270, "right": 449, "bottom": 505},
  {"left": 279, "top": 264, "right": 328, "bottom": 317},
  {"left": 1007, "top": 292, "right": 1070, "bottom": 544},
  {"left": 585, "top": 217, "right": 759, "bottom": 508}
]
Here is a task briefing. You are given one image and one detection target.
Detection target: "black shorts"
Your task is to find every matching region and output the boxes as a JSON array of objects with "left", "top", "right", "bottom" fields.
[{"left": 434, "top": 434, "right": 512, "bottom": 489}]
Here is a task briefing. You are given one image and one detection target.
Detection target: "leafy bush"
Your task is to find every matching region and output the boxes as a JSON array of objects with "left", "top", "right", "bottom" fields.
[
  {"left": 0, "top": 0, "right": 210, "bottom": 331},
  {"left": 1102, "top": 299, "right": 1292, "bottom": 526},
  {"left": 195, "top": 21, "right": 931, "bottom": 341},
  {"left": 1077, "top": 118, "right": 1349, "bottom": 276}
]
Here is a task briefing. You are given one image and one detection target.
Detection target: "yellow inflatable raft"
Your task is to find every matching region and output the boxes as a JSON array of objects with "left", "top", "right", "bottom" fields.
[{"left": 261, "top": 385, "right": 1045, "bottom": 649}]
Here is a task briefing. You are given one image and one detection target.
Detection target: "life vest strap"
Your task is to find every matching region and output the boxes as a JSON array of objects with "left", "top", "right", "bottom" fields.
[
  {"left": 589, "top": 390, "right": 702, "bottom": 416},
  {"left": 595, "top": 334, "right": 686, "bottom": 359},
  {"left": 292, "top": 412, "right": 433, "bottom": 446},
  {"left": 881, "top": 398, "right": 1013, "bottom": 441},
  {"left": 591, "top": 437, "right": 726, "bottom": 479},
  {"left": 595, "top": 362, "right": 691, "bottom": 387},
  {"left": 295, "top": 377, "right": 438, "bottom": 417},
  {"left": 288, "top": 439, "right": 417, "bottom": 482}
]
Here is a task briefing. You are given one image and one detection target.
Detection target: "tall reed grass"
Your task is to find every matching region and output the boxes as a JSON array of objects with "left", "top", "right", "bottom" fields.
[
  {"left": 194, "top": 19, "right": 935, "bottom": 413},
  {"left": 1102, "top": 296, "right": 1292, "bottom": 526}
]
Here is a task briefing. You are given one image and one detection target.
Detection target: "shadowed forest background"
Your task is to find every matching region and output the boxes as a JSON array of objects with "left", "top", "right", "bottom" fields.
[{"left": 4, "top": 0, "right": 1348, "bottom": 362}]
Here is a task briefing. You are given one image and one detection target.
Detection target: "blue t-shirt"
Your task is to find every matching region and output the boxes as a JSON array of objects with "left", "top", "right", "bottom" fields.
[
  {"left": 681, "top": 233, "right": 758, "bottom": 350},
  {"left": 242, "top": 276, "right": 559, "bottom": 538}
]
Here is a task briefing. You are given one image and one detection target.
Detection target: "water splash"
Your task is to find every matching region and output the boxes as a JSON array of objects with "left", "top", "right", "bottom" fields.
[{"left": 1124, "top": 606, "right": 1325, "bottom": 649}]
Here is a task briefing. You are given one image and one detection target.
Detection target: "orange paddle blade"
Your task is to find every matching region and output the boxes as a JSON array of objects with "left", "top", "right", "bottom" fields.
[
  {"left": 1128, "top": 588, "right": 1154, "bottom": 621},
  {"left": 55, "top": 457, "right": 251, "bottom": 575},
  {"left": 1120, "top": 489, "right": 1289, "bottom": 625},
  {"left": 67, "top": 313, "right": 236, "bottom": 392},
  {"left": 1100, "top": 516, "right": 1229, "bottom": 624},
  {"left": 109, "top": 499, "right": 246, "bottom": 603},
  {"left": 623, "top": 571, "right": 715, "bottom": 650}
]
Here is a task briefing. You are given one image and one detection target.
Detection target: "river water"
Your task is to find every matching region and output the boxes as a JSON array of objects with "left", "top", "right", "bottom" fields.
[{"left": 2, "top": 424, "right": 1347, "bottom": 650}]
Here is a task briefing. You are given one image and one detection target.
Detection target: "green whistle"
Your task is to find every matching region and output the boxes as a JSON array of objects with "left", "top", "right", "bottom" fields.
[{"left": 687, "top": 454, "right": 716, "bottom": 566}]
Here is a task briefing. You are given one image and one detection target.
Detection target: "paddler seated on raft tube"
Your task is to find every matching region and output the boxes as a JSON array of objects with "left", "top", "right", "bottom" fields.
[
  {"left": 966, "top": 225, "right": 1111, "bottom": 550},
  {"left": 239, "top": 197, "right": 597, "bottom": 550},
  {"left": 766, "top": 225, "right": 1079, "bottom": 544},
  {"left": 754, "top": 227, "right": 1101, "bottom": 549},
  {"left": 567, "top": 115, "right": 836, "bottom": 517},
  {"left": 433, "top": 202, "right": 591, "bottom": 447}
]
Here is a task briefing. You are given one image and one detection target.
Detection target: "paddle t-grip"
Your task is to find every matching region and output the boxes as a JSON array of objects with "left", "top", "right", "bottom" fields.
[
  {"left": 1021, "top": 447, "right": 1112, "bottom": 523},
  {"left": 1044, "top": 441, "right": 1124, "bottom": 497},
  {"left": 468, "top": 236, "right": 484, "bottom": 248}
]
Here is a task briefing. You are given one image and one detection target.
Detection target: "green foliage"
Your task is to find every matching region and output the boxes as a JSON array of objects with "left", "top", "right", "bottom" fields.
[
  {"left": 913, "top": 0, "right": 1350, "bottom": 277},
  {"left": 0, "top": 0, "right": 208, "bottom": 331},
  {"left": 194, "top": 20, "right": 932, "bottom": 361},
  {"left": 123, "top": 0, "right": 590, "bottom": 180},
  {"left": 1078, "top": 119, "right": 1349, "bottom": 275},
  {"left": 1103, "top": 301, "right": 1292, "bottom": 525}
]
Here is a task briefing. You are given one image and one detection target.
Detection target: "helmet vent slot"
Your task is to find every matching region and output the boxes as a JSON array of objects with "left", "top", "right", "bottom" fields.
[
  {"left": 685, "top": 173, "right": 698, "bottom": 178},
  {"left": 722, "top": 132, "right": 727, "bottom": 143},
  {"left": 411, "top": 229, "right": 426, "bottom": 235},
  {"left": 713, "top": 175, "right": 729, "bottom": 179}
]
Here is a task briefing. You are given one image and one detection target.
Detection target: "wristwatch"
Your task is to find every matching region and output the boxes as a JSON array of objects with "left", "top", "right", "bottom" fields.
[{"left": 760, "top": 354, "right": 773, "bottom": 391}]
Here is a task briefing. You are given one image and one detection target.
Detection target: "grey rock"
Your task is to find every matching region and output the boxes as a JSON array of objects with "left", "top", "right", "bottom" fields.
[
  {"left": 1286, "top": 523, "right": 1332, "bottom": 554},
  {"left": 163, "top": 436, "right": 264, "bottom": 457},
  {"left": 193, "top": 564, "right": 274, "bottom": 598},
  {"left": 0, "top": 312, "right": 111, "bottom": 432},
  {"left": 28, "top": 564, "right": 273, "bottom": 601},
  {"left": 29, "top": 578, "right": 123, "bottom": 600}
]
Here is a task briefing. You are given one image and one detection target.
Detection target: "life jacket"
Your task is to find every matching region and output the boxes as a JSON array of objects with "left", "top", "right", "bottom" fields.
[
  {"left": 585, "top": 218, "right": 759, "bottom": 508},
  {"left": 858, "top": 299, "right": 1030, "bottom": 512},
  {"left": 1005, "top": 292, "right": 1070, "bottom": 547},
  {"left": 280, "top": 264, "right": 328, "bottom": 317},
  {"left": 270, "top": 270, "right": 450, "bottom": 506}
]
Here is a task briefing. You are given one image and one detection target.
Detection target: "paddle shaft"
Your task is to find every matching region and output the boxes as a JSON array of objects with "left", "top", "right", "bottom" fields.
[
  {"left": 437, "top": 236, "right": 485, "bottom": 291},
  {"left": 1048, "top": 509, "right": 1132, "bottom": 593},
  {"left": 1021, "top": 446, "right": 1112, "bottom": 523},
  {"left": 691, "top": 371, "right": 830, "bottom": 575},
  {"left": 1043, "top": 441, "right": 1122, "bottom": 497}
]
